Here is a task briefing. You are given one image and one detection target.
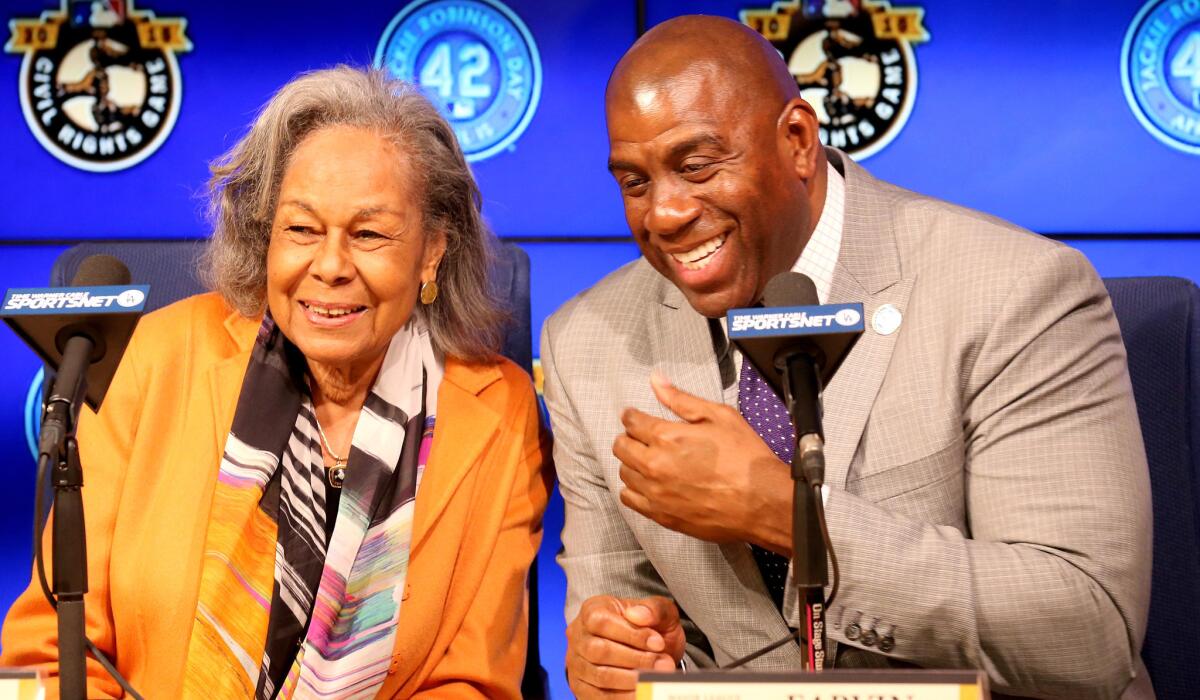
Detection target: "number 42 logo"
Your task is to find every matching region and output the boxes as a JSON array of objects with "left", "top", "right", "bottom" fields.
[
  {"left": 1172, "top": 30, "right": 1200, "bottom": 109},
  {"left": 420, "top": 40, "right": 491, "bottom": 120},
  {"left": 375, "top": 0, "right": 543, "bottom": 162},
  {"left": 1122, "top": 0, "right": 1200, "bottom": 154}
]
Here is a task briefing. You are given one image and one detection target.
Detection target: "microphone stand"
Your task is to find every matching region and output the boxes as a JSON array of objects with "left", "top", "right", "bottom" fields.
[
  {"left": 40, "top": 334, "right": 93, "bottom": 700},
  {"left": 780, "top": 351, "right": 828, "bottom": 672}
]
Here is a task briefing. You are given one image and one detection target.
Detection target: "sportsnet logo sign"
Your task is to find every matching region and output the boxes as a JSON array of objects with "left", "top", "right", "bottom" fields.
[
  {"left": 729, "top": 303, "right": 864, "bottom": 337},
  {"left": 2, "top": 285, "right": 148, "bottom": 312}
]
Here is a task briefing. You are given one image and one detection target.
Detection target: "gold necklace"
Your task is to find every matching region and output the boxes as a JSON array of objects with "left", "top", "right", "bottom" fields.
[{"left": 314, "top": 416, "right": 348, "bottom": 489}]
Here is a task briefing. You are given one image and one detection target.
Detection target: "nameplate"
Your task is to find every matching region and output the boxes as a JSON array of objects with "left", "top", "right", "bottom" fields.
[
  {"left": 636, "top": 670, "right": 988, "bottom": 700},
  {"left": 0, "top": 667, "right": 44, "bottom": 700}
]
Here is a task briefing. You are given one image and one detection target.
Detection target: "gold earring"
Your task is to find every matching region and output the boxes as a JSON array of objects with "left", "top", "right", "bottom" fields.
[{"left": 420, "top": 280, "right": 438, "bottom": 305}]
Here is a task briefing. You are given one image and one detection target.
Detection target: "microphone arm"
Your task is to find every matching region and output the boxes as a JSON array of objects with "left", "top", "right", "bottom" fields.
[
  {"left": 779, "top": 349, "right": 826, "bottom": 487},
  {"left": 725, "top": 347, "right": 839, "bottom": 672},
  {"left": 44, "top": 334, "right": 94, "bottom": 700},
  {"left": 778, "top": 351, "right": 829, "bottom": 671},
  {"left": 40, "top": 335, "right": 91, "bottom": 464}
]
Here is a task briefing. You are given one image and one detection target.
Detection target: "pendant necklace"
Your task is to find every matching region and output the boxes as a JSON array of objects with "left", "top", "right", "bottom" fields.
[{"left": 314, "top": 417, "right": 348, "bottom": 489}]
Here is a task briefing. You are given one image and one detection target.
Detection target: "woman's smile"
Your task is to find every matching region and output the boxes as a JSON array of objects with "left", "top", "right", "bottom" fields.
[{"left": 298, "top": 299, "right": 368, "bottom": 328}]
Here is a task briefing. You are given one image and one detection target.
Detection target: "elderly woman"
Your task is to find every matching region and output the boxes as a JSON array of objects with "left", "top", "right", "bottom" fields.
[{"left": 0, "top": 67, "right": 550, "bottom": 698}]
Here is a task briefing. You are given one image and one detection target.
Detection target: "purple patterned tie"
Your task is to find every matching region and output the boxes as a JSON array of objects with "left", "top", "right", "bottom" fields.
[{"left": 738, "top": 358, "right": 795, "bottom": 611}]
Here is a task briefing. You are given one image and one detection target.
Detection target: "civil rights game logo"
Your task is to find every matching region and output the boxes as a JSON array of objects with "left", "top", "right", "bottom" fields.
[
  {"left": 741, "top": 0, "right": 929, "bottom": 160},
  {"left": 6, "top": 0, "right": 192, "bottom": 172},
  {"left": 375, "top": 0, "right": 542, "bottom": 162},
  {"left": 1122, "top": 0, "right": 1200, "bottom": 155}
]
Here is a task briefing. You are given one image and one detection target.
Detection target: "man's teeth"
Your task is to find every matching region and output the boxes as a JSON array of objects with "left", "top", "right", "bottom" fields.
[
  {"left": 671, "top": 234, "right": 728, "bottom": 271},
  {"left": 305, "top": 303, "right": 362, "bottom": 317}
]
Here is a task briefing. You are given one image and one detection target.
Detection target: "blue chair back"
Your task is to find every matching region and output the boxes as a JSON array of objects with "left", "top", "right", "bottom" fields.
[
  {"left": 1105, "top": 276, "right": 1200, "bottom": 700},
  {"left": 50, "top": 239, "right": 547, "bottom": 697}
]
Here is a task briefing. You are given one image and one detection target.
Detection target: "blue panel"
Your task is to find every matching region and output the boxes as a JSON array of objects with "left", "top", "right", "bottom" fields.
[
  {"left": 4, "top": 0, "right": 1197, "bottom": 242},
  {"left": 0, "top": 245, "right": 69, "bottom": 640},
  {"left": 1066, "top": 238, "right": 1200, "bottom": 282},
  {"left": 523, "top": 240, "right": 642, "bottom": 344},
  {"left": 467, "top": 2, "right": 634, "bottom": 238}
]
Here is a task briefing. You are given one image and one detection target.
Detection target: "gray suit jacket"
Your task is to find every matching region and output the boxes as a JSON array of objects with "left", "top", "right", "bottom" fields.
[{"left": 541, "top": 150, "right": 1153, "bottom": 699}]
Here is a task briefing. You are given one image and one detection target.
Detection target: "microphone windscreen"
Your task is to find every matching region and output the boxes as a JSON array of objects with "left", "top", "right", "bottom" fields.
[
  {"left": 72, "top": 254, "right": 132, "bottom": 287},
  {"left": 762, "top": 271, "right": 819, "bottom": 307}
]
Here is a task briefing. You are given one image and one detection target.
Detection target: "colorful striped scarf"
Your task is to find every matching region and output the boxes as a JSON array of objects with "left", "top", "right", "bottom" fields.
[{"left": 182, "top": 314, "right": 441, "bottom": 699}]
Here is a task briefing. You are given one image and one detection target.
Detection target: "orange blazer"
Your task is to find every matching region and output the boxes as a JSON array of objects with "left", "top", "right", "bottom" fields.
[{"left": 0, "top": 293, "right": 552, "bottom": 698}]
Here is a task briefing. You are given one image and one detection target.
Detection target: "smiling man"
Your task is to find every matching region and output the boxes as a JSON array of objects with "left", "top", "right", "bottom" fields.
[{"left": 540, "top": 14, "right": 1154, "bottom": 700}]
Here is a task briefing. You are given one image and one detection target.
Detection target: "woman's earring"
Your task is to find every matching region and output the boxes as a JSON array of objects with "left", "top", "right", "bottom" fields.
[{"left": 419, "top": 280, "right": 439, "bottom": 305}]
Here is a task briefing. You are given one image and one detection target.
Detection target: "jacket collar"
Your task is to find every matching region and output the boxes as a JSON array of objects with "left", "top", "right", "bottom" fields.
[
  {"left": 655, "top": 277, "right": 726, "bottom": 409},
  {"left": 819, "top": 149, "right": 914, "bottom": 490},
  {"left": 411, "top": 358, "right": 502, "bottom": 551},
  {"left": 825, "top": 148, "right": 903, "bottom": 297}
]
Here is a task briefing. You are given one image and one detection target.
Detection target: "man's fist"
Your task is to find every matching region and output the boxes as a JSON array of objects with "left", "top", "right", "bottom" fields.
[
  {"left": 613, "top": 371, "right": 794, "bottom": 552},
  {"left": 566, "top": 595, "right": 686, "bottom": 698}
]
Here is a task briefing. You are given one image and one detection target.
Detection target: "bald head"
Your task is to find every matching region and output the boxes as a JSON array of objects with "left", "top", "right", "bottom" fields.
[
  {"left": 607, "top": 15, "right": 800, "bottom": 117},
  {"left": 602, "top": 14, "right": 826, "bottom": 318}
]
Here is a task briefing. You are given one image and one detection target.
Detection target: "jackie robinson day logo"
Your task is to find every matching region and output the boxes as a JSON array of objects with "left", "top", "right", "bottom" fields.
[
  {"left": 741, "top": 0, "right": 929, "bottom": 159},
  {"left": 374, "top": 0, "right": 542, "bottom": 162},
  {"left": 6, "top": 0, "right": 191, "bottom": 172},
  {"left": 1123, "top": 0, "right": 1200, "bottom": 154}
]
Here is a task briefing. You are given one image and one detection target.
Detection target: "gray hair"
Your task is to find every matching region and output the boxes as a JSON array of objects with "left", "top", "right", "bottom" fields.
[{"left": 202, "top": 65, "right": 506, "bottom": 362}]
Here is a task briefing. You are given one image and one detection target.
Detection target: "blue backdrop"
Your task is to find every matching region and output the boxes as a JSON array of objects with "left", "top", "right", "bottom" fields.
[{"left": 1, "top": 1, "right": 1198, "bottom": 698}]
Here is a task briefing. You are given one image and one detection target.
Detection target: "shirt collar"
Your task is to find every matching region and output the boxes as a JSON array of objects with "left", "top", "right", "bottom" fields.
[
  {"left": 712, "top": 161, "right": 845, "bottom": 369},
  {"left": 790, "top": 160, "right": 844, "bottom": 304},
  {"left": 714, "top": 160, "right": 845, "bottom": 329}
]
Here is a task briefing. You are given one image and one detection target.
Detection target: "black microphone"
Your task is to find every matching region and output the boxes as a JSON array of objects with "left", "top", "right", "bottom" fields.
[
  {"left": 726, "top": 271, "right": 864, "bottom": 671},
  {"left": 728, "top": 272, "right": 864, "bottom": 486},
  {"left": 1, "top": 254, "right": 146, "bottom": 420}
]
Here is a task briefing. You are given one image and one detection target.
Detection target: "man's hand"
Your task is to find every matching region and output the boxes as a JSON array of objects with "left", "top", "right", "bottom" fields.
[
  {"left": 566, "top": 595, "right": 686, "bottom": 698},
  {"left": 612, "top": 371, "right": 793, "bottom": 551}
]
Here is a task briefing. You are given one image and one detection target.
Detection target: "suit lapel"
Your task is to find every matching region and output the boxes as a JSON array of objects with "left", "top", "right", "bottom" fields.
[
  {"left": 650, "top": 283, "right": 725, "bottom": 413},
  {"left": 410, "top": 359, "right": 502, "bottom": 552},
  {"left": 206, "top": 312, "right": 257, "bottom": 455},
  {"left": 207, "top": 356, "right": 250, "bottom": 454},
  {"left": 140, "top": 308, "right": 252, "bottom": 687},
  {"left": 823, "top": 275, "right": 914, "bottom": 490},
  {"left": 821, "top": 151, "right": 915, "bottom": 490},
  {"left": 390, "top": 358, "right": 502, "bottom": 688}
]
